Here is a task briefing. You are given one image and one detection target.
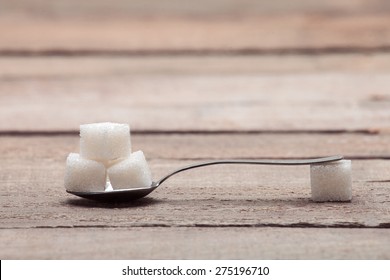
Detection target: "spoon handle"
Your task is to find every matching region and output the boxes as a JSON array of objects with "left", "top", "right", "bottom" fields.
[{"left": 154, "top": 155, "right": 344, "bottom": 187}]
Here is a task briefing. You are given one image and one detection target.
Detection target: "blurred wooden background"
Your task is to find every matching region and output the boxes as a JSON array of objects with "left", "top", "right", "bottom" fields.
[{"left": 0, "top": 0, "right": 390, "bottom": 259}]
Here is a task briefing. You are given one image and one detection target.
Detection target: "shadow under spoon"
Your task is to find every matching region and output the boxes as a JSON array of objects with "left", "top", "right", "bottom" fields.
[{"left": 66, "top": 155, "right": 343, "bottom": 202}]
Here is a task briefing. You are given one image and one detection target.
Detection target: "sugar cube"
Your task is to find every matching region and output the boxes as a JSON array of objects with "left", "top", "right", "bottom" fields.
[
  {"left": 80, "top": 122, "right": 131, "bottom": 161},
  {"left": 108, "top": 151, "right": 152, "bottom": 189},
  {"left": 310, "top": 160, "right": 352, "bottom": 202},
  {"left": 64, "top": 153, "right": 106, "bottom": 192}
]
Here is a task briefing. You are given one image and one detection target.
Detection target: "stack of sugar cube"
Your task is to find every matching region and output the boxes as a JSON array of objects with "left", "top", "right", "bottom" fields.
[
  {"left": 65, "top": 122, "right": 152, "bottom": 192},
  {"left": 310, "top": 160, "right": 352, "bottom": 202}
]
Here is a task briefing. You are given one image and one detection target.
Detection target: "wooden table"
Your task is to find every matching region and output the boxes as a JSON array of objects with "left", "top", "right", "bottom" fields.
[{"left": 1, "top": 0, "right": 390, "bottom": 259}]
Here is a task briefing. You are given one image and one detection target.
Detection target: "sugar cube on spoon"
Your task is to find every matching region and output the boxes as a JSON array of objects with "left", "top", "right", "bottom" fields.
[
  {"left": 80, "top": 122, "right": 131, "bottom": 161},
  {"left": 64, "top": 153, "right": 106, "bottom": 192},
  {"left": 108, "top": 151, "right": 153, "bottom": 189}
]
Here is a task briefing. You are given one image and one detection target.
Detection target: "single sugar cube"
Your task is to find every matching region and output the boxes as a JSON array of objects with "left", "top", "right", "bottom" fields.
[
  {"left": 108, "top": 151, "right": 152, "bottom": 189},
  {"left": 80, "top": 122, "right": 131, "bottom": 161},
  {"left": 310, "top": 160, "right": 352, "bottom": 202},
  {"left": 64, "top": 153, "right": 106, "bottom": 192}
]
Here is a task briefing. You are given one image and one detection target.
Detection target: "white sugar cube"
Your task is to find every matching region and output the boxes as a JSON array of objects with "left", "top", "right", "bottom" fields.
[
  {"left": 108, "top": 151, "right": 152, "bottom": 189},
  {"left": 310, "top": 160, "right": 352, "bottom": 202},
  {"left": 80, "top": 122, "right": 131, "bottom": 161},
  {"left": 64, "top": 153, "right": 106, "bottom": 192}
]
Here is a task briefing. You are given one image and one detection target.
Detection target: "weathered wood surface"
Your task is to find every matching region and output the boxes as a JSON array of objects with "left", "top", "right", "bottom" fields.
[
  {"left": 4, "top": 0, "right": 390, "bottom": 17},
  {"left": 1, "top": 56, "right": 390, "bottom": 132},
  {"left": 1, "top": 135, "right": 390, "bottom": 259},
  {"left": 1, "top": 133, "right": 390, "bottom": 161},
  {"left": 2, "top": 54, "right": 390, "bottom": 78},
  {"left": 2, "top": 159, "right": 390, "bottom": 228},
  {"left": 1, "top": 136, "right": 389, "bottom": 230},
  {"left": 1, "top": 15, "right": 390, "bottom": 53},
  {"left": 1, "top": 0, "right": 390, "bottom": 260},
  {"left": 1, "top": 228, "right": 389, "bottom": 259},
  {"left": 1, "top": 1, "right": 390, "bottom": 52}
]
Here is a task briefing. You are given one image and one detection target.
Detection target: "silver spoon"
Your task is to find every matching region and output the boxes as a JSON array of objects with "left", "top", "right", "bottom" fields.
[{"left": 66, "top": 155, "right": 343, "bottom": 202}]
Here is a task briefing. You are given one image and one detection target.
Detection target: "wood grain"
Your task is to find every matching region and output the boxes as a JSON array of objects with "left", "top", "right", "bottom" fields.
[
  {"left": 1, "top": 227, "right": 389, "bottom": 259},
  {"left": 2, "top": 159, "right": 389, "bottom": 228},
  {"left": 1, "top": 133, "right": 390, "bottom": 161},
  {"left": 1, "top": 58, "right": 390, "bottom": 132},
  {"left": 1, "top": 14, "right": 390, "bottom": 53},
  {"left": 4, "top": 0, "right": 390, "bottom": 17},
  {"left": 2, "top": 54, "right": 390, "bottom": 79},
  {"left": 1, "top": 136, "right": 389, "bottom": 229},
  {"left": 2, "top": 0, "right": 390, "bottom": 54},
  {"left": 2, "top": 0, "right": 390, "bottom": 261}
]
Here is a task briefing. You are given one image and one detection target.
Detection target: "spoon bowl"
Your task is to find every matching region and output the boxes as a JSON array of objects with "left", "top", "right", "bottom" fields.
[
  {"left": 66, "top": 155, "right": 344, "bottom": 202},
  {"left": 67, "top": 183, "right": 158, "bottom": 203}
]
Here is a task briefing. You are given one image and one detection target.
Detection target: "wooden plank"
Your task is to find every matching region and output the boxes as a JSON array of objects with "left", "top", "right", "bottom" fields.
[
  {"left": 3, "top": 158, "right": 388, "bottom": 228},
  {"left": 2, "top": 1, "right": 390, "bottom": 52},
  {"left": 2, "top": 54, "right": 390, "bottom": 78},
  {"left": 1, "top": 133, "right": 389, "bottom": 161},
  {"left": 1, "top": 136, "right": 389, "bottom": 228},
  {"left": 1, "top": 14, "right": 390, "bottom": 52},
  {"left": 1, "top": 55, "right": 389, "bottom": 132},
  {"left": 0, "top": 227, "right": 389, "bottom": 259},
  {"left": 4, "top": 0, "right": 390, "bottom": 17},
  {"left": 1, "top": 65, "right": 389, "bottom": 132}
]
